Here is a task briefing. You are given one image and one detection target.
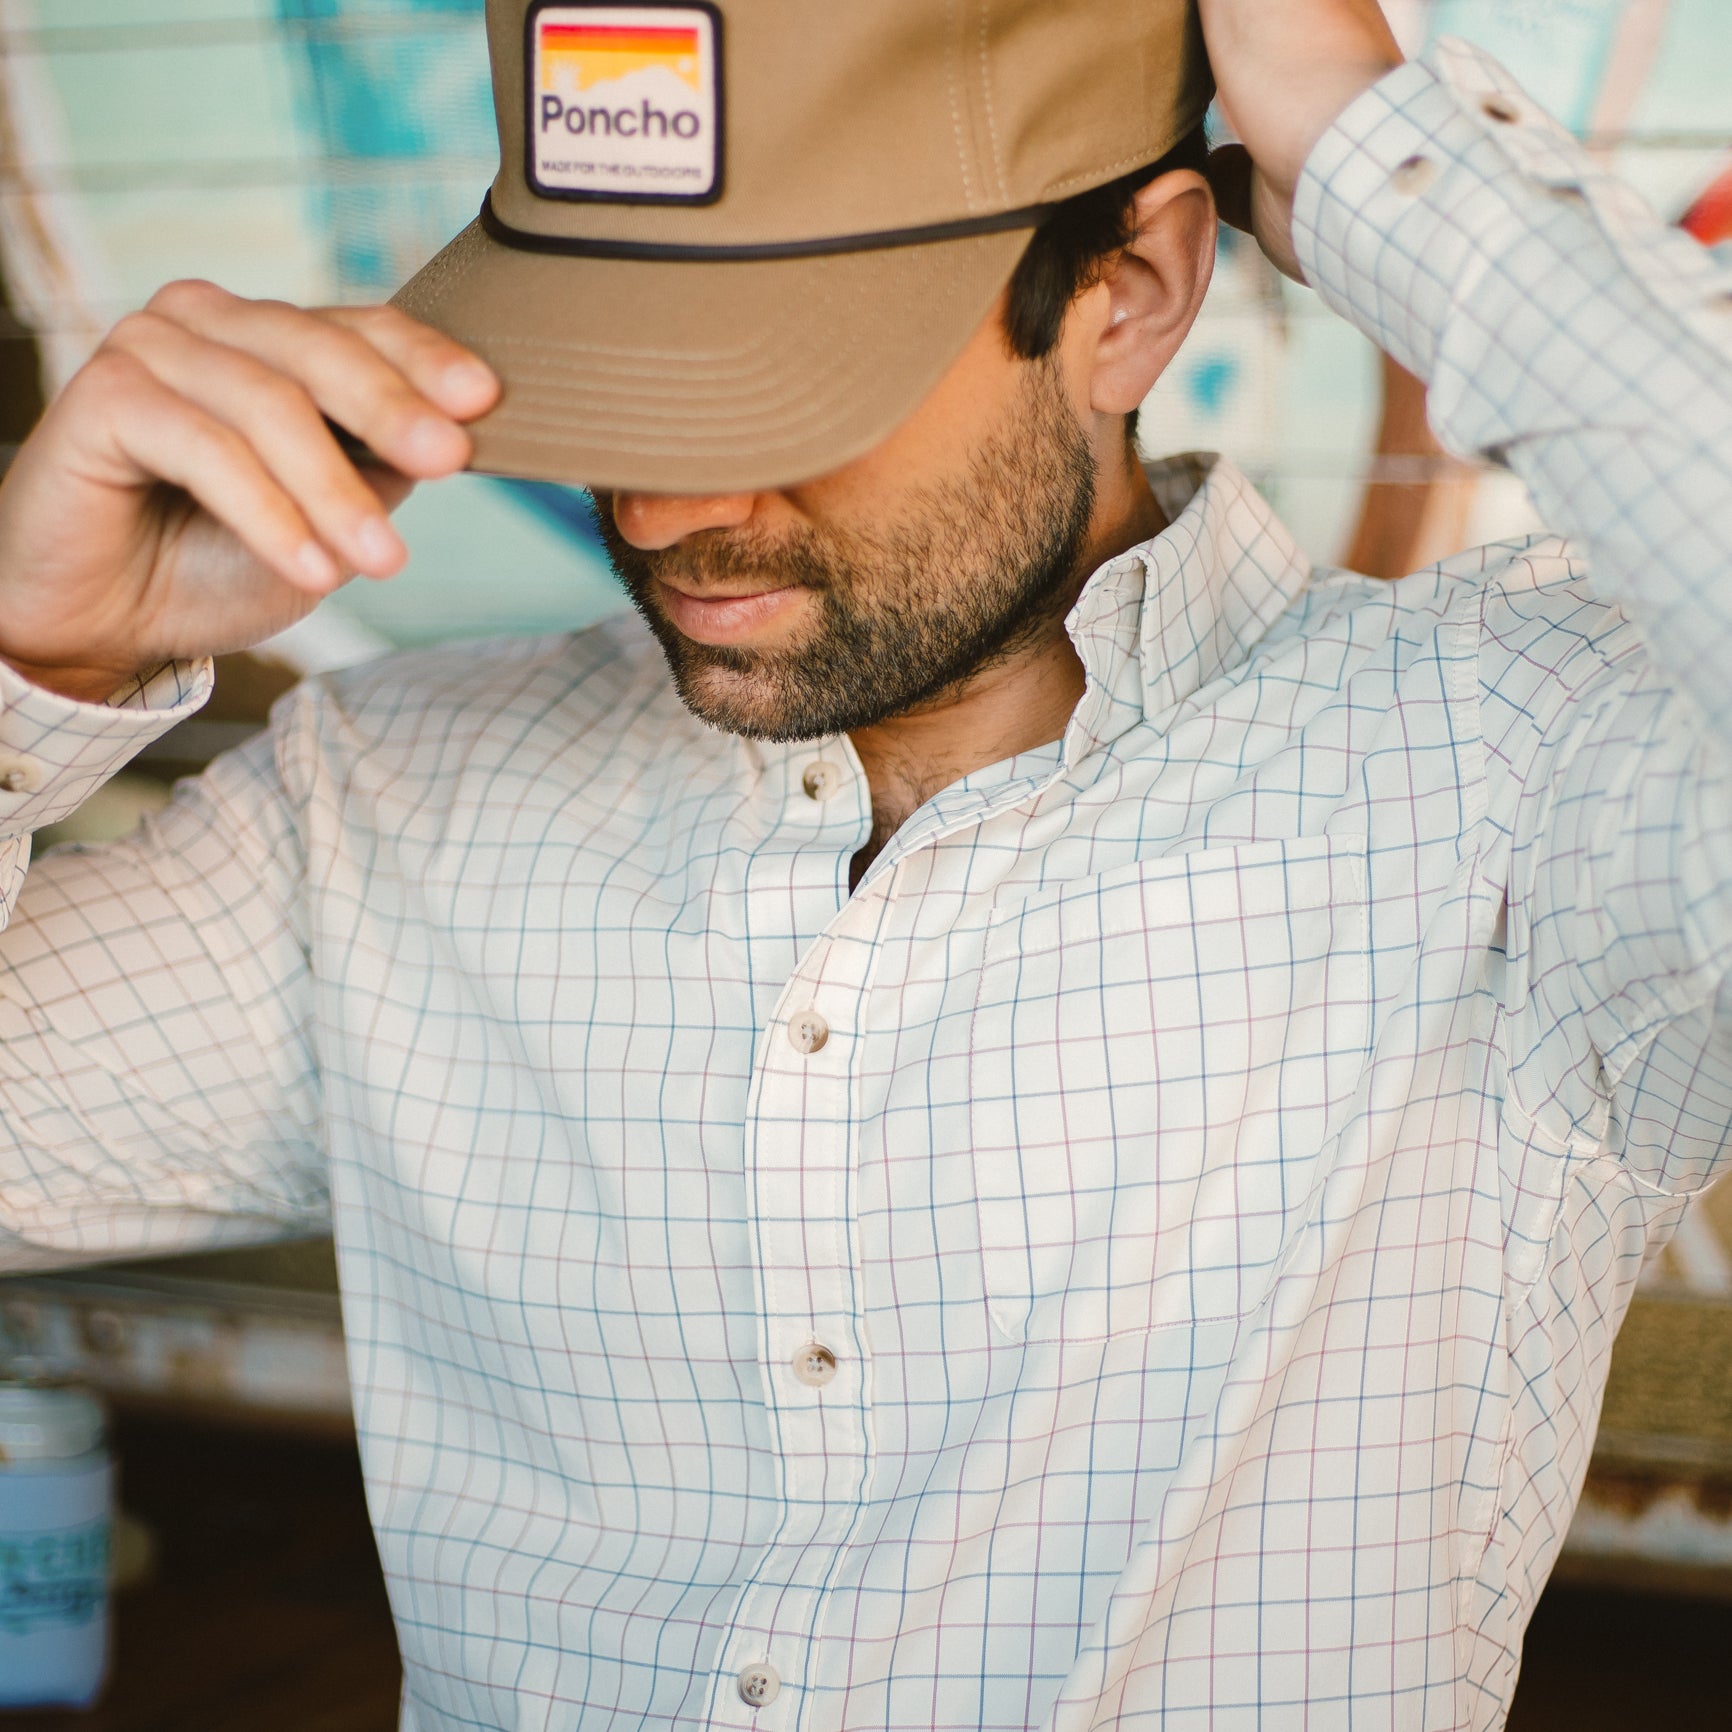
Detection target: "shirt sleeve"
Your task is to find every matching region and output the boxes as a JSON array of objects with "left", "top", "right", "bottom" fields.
[
  {"left": 1293, "top": 35, "right": 1732, "bottom": 737},
  {"left": 0, "top": 656, "right": 213, "bottom": 925},
  {"left": 1293, "top": 40, "right": 1732, "bottom": 1195},
  {"left": 0, "top": 674, "right": 328, "bottom": 1271}
]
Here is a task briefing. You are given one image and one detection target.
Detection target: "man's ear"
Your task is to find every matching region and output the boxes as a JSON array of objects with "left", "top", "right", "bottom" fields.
[{"left": 1087, "top": 171, "right": 1217, "bottom": 418}]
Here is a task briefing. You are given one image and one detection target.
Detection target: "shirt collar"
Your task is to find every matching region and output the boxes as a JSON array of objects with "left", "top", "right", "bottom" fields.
[{"left": 1062, "top": 454, "right": 1314, "bottom": 759}]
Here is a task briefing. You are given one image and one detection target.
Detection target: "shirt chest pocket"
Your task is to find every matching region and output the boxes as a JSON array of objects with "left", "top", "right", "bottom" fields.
[{"left": 969, "top": 837, "right": 1372, "bottom": 1343}]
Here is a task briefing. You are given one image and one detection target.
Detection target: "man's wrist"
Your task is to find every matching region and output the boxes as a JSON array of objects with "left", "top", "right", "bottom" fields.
[
  {"left": 0, "top": 653, "right": 210, "bottom": 848},
  {"left": 0, "top": 654, "right": 151, "bottom": 708},
  {"left": 1289, "top": 55, "right": 1495, "bottom": 388}
]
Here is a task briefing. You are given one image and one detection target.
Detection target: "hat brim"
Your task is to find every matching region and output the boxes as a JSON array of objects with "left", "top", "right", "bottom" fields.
[{"left": 391, "top": 216, "right": 1034, "bottom": 494}]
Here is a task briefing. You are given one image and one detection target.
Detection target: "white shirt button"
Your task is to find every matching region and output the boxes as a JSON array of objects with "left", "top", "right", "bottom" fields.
[
  {"left": 0, "top": 753, "right": 45, "bottom": 796},
  {"left": 787, "top": 1009, "right": 829, "bottom": 1054},
  {"left": 1481, "top": 95, "right": 1522, "bottom": 125},
  {"left": 800, "top": 760, "right": 844, "bottom": 801},
  {"left": 792, "top": 1341, "right": 838, "bottom": 1387},
  {"left": 1392, "top": 154, "right": 1438, "bottom": 197},
  {"left": 737, "top": 1663, "right": 781, "bottom": 1707}
]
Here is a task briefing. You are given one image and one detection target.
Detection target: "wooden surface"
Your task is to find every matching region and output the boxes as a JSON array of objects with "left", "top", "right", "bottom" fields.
[{"left": 0, "top": 1411, "right": 1725, "bottom": 1730}]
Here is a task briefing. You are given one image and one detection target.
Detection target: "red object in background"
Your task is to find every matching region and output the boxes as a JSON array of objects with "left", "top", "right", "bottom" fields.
[{"left": 1681, "top": 165, "right": 1732, "bottom": 246}]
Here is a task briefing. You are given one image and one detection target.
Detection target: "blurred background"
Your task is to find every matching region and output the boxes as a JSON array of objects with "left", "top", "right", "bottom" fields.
[{"left": 0, "top": 1, "right": 1729, "bottom": 1725}]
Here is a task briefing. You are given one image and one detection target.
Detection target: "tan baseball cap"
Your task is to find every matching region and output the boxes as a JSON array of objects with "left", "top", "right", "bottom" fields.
[{"left": 393, "top": 0, "right": 1212, "bottom": 492}]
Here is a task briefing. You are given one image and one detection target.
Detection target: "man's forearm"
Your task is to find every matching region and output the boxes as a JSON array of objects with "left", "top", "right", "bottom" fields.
[
  {"left": 0, "top": 678, "right": 325, "bottom": 1274},
  {"left": 1293, "top": 40, "right": 1732, "bottom": 735}
]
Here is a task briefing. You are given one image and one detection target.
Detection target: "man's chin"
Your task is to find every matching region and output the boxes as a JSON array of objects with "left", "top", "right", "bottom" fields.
[{"left": 667, "top": 657, "right": 843, "bottom": 744}]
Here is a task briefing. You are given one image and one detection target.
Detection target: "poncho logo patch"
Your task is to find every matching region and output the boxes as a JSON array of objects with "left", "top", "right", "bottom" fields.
[{"left": 527, "top": 3, "right": 721, "bottom": 204}]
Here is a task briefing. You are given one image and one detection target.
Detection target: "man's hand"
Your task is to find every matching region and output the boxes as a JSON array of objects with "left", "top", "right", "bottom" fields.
[
  {"left": 0, "top": 281, "right": 498, "bottom": 703},
  {"left": 1199, "top": 0, "right": 1404, "bottom": 279}
]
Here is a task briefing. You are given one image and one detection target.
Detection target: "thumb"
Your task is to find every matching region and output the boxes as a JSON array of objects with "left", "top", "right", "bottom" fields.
[
  {"left": 1204, "top": 143, "right": 1257, "bottom": 238},
  {"left": 1204, "top": 141, "right": 1306, "bottom": 282}
]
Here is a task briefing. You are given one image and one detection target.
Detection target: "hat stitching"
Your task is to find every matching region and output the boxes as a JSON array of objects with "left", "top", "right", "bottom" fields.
[
  {"left": 497, "top": 330, "right": 882, "bottom": 394},
  {"left": 1040, "top": 135, "right": 1185, "bottom": 200},
  {"left": 482, "top": 330, "right": 769, "bottom": 366},
  {"left": 499, "top": 367, "right": 851, "bottom": 412},
  {"left": 943, "top": 0, "right": 981, "bottom": 215},
  {"left": 482, "top": 365, "right": 950, "bottom": 465},
  {"left": 494, "top": 406, "right": 860, "bottom": 445},
  {"left": 504, "top": 368, "right": 853, "bottom": 403},
  {"left": 495, "top": 320, "right": 907, "bottom": 424},
  {"left": 481, "top": 323, "right": 831, "bottom": 374},
  {"left": 485, "top": 341, "right": 954, "bottom": 392},
  {"left": 468, "top": 245, "right": 1004, "bottom": 368},
  {"left": 489, "top": 383, "right": 878, "bottom": 442},
  {"left": 485, "top": 328, "right": 878, "bottom": 397},
  {"left": 485, "top": 398, "right": 882, "bottom": 451},
  {"left": 976, "top": 0, "right": 1007, "bottom": 206},
  {"left": 493, "top": 312, "right": 919, "bottom": 429},
  {"left": 477, "top": 293, "right": 981, "bottom": 376},
  {"left": 483, "top": 297, "right": 1014, "bottom": 470},
  {"left": 484, "top": 302, "right": 876, "bottom": 385}
]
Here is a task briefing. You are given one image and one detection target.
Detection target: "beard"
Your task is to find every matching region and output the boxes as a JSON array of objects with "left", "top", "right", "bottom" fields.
[{"left": 592, "top": 357, "right": 1098, "bottom": 742}]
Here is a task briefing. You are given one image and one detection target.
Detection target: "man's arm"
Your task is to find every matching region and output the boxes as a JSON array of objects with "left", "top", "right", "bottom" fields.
[
  {"left": 0, "top": 285, "right": 496, "bottom": 1266},
  {"left": 1290, "top": 43, "right": 1732, "bottom": 1190},
  {"left": 1206, "top": 3, "right": 1732, "bottom": 1188},
  {"left": 0, "top": 671, "right": 328, "bottom": 1270},
  {"left": 1204, "top": 0, "right": 1732, "bottom": 733},
  {"left": 1290, "top": 38, "right": 1732, "bottom": 739}
]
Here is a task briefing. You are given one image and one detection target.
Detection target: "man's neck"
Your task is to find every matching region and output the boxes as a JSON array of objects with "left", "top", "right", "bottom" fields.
[{"left": 847, "top": 461, "right": 1167, "bottom": 887}]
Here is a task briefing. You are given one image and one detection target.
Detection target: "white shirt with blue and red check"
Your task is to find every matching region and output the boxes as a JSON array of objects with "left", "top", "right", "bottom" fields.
[{"left": 2, "top": 39, "right": 1731, "bottom": 1732}]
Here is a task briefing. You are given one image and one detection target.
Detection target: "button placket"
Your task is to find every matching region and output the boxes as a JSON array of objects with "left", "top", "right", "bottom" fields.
[{"left": 721, "top": 896, "right": 884, "bottom": 1715}]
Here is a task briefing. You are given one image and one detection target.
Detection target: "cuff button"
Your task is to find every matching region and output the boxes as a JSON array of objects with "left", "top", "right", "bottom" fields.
[
  {"left": 0, "top": 754, "right": 46, "bottom": 795},
  {"left": 1393, "top": 155, "right": 1439, "bottom": 196}
]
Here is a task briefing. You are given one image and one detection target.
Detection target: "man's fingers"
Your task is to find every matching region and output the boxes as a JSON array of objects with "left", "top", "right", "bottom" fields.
[
  {"left": 105, "top": 312, "right": 407, "bottom": 578},
  {"left": 322, "top": 303, "right": 500, "bottom": 421},
  {"left": 98, "top": 354, "right": 349, "bottom": 596},
  {"left": 1196, "top": 0, "right": 1402, "bottom": 282},
  {"left": 142, "top": 279, "right": 482, "bottom": 481},
  {"left": 1203, "top": 144, "right": 1304, "bottom": 280}
]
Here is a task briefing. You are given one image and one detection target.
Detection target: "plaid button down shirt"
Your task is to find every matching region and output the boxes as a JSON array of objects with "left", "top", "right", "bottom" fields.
[{"left": 3, "top": 39, "right": 1732, "bottom": 1732}]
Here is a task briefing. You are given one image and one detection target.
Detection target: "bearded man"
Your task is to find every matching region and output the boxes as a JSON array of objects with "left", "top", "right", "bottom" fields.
[{"left": 0, "top": 1, "right": 1727, "bottom": 1728}]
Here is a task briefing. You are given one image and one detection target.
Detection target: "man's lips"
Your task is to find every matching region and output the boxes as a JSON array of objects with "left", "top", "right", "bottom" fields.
[{"left": 651, "top": 576, "right": 810, "bottom": 647}]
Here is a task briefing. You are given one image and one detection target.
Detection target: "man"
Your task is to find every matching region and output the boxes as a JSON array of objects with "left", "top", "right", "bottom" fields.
[{"left": 0, "top": 0, "right": 1728, "bottom": 1726}]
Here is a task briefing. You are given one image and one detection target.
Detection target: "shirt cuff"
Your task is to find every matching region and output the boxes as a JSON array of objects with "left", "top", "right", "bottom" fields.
[
  {"left": 1292, "top": 37, "right": 1730, "bottom": 450},
  {"left": 0, "top": 656, "right": 213, "bottom": 841}
]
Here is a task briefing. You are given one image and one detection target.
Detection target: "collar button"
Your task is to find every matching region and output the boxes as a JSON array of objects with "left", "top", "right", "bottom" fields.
[{"left": 800, "top": 760, "right": 844, "bottom": 801}]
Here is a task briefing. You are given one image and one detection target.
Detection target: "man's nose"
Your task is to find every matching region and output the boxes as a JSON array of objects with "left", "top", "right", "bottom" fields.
[{"left": 610, "top": 491, "right": 757, "bottom": 550}]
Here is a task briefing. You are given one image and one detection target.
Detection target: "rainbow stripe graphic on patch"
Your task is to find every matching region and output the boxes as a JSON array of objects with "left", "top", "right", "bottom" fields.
[
  {"left": 527, "top": 5, "right": 721, "bottom": 203},
  {"left": 538, "top": 21, "right": 703, "bottom": 95}
]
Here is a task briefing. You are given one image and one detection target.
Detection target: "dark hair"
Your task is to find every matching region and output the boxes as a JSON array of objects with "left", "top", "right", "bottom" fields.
[{"left": 1002, "top": 123, "right": 1209, "bottom": 442}]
